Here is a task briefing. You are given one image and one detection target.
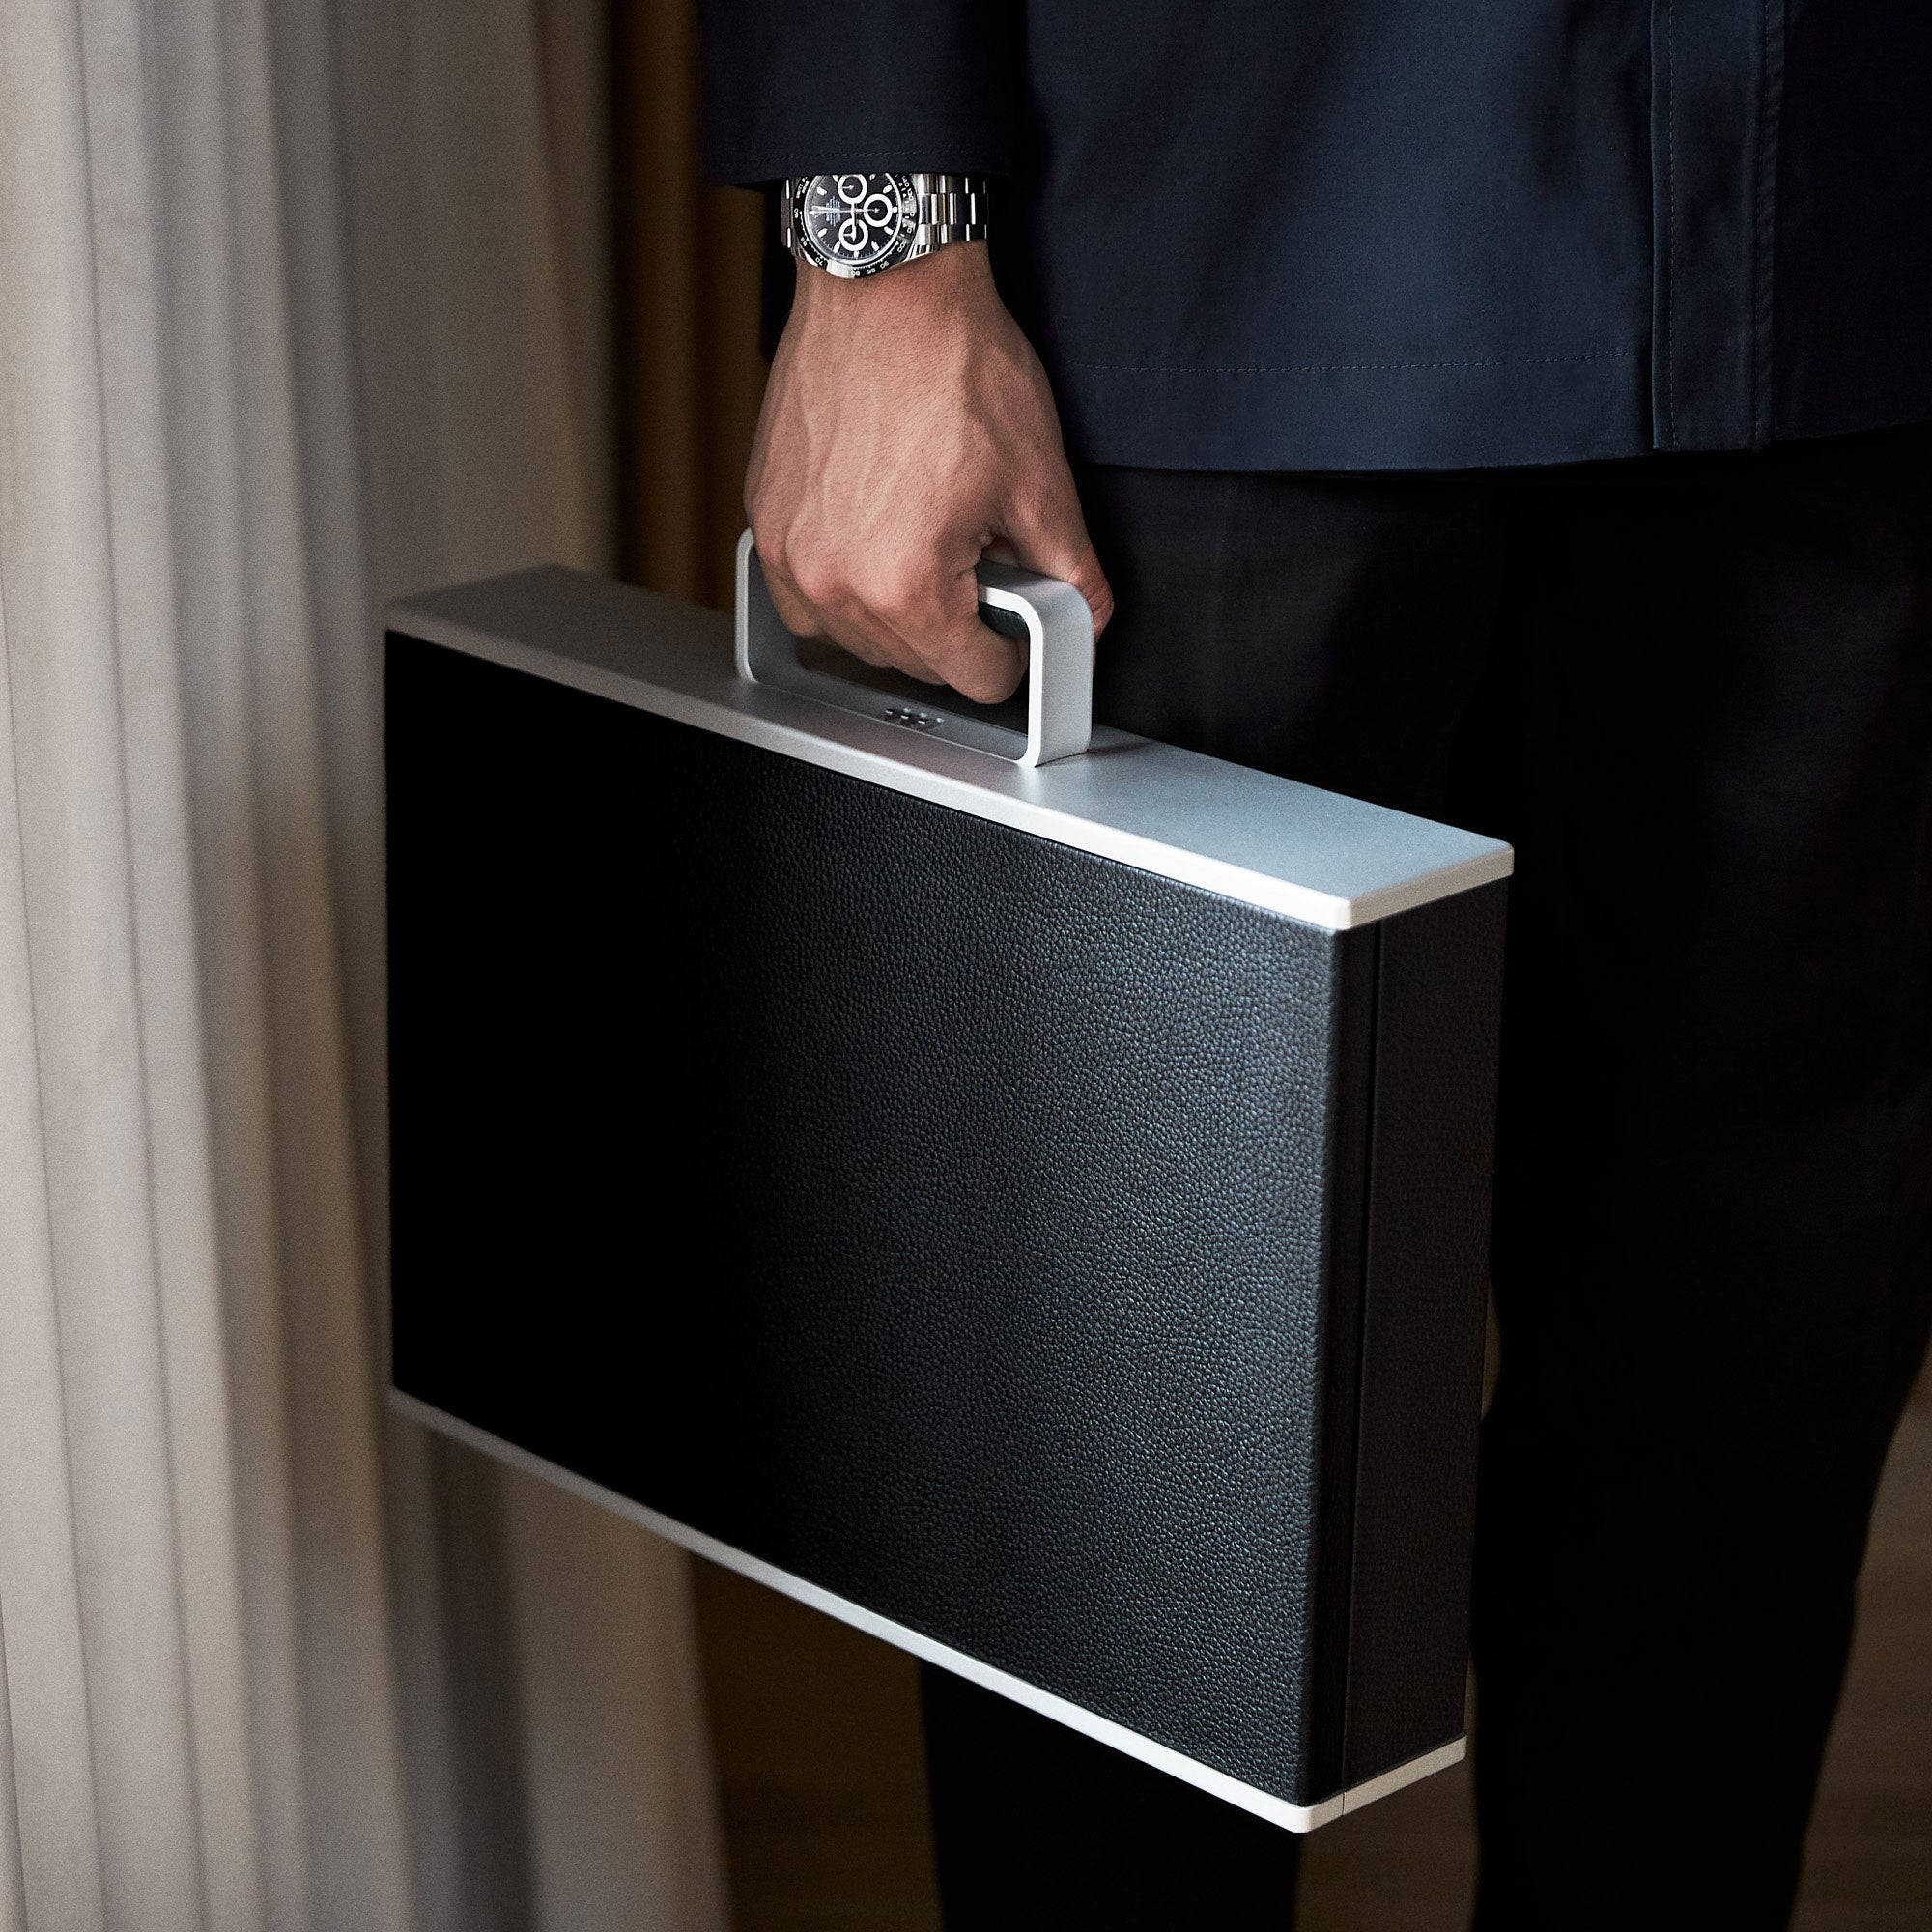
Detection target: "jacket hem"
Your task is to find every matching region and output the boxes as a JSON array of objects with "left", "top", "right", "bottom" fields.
[{"left": 1050, "top": 351, "right": 1653, "bottom": 471}]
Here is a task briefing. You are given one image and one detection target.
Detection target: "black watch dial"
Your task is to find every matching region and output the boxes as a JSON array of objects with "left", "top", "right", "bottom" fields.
[{"left": 800, "top": 173, "right": 913, "bottom": 271}]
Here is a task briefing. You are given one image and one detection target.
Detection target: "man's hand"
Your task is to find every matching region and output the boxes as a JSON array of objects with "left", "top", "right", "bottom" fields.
[{"left": 747, "top": 242, "right": 1112, "bottom": 704}]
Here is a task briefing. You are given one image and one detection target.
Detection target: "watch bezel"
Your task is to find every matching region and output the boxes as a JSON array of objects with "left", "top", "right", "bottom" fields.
[{"left": 791, "top": 173, "right": 918, "bottom": 279}]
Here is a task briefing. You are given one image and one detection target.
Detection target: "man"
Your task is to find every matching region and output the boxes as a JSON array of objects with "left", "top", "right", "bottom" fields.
[{"left": 698, "top": 6, "right": 1932, "bottom": 1925}]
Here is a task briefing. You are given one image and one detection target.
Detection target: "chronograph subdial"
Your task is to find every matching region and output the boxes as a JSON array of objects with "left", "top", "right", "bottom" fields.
[{"left": 797, "top": 172, "right": 915, "bottom": 275}]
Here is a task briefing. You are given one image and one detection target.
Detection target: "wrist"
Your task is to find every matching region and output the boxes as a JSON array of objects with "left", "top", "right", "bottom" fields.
[{"left": 791, "top": 238, "right": 994, "bottom": 319}]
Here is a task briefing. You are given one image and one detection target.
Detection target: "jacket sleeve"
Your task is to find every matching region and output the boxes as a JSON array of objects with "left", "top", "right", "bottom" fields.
[{"left": 699, "top": 0, "right": 1021, "bottom": 185}]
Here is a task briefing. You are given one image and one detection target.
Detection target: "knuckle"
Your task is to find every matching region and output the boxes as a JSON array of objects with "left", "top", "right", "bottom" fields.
[
  {"left": 787, "top": 551, "right": 844, "bottom": 611},
  {"left": 859, "top": 560, "right": 928, "bottom": 624},
  {"left": 748, "top": 509, "right": 787, "bottom": 568}
]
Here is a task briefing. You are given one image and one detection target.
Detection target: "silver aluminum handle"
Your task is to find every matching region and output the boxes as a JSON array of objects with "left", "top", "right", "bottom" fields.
[{"left": 734, "top": 529, "right": 1094, "bottom": 768}]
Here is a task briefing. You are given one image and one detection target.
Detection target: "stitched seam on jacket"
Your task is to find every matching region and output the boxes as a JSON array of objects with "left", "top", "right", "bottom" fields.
[
  {"left": 1067, "top": 350, "right": 1641, "bottom": 377},
  {"left": 1664, "top": 0, "right": 1679, "bottom": 448},
  {"left": 1753, "top": 0, "right": 1784, "bottom": 443},
  {"left": 1753, "top": 0, "right": 1763, "bottom": 440}
]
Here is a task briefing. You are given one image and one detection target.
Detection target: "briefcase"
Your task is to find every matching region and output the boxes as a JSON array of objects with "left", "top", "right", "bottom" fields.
[{"left": 384, "top": 538, "right": 1511, "bottom": 1831}]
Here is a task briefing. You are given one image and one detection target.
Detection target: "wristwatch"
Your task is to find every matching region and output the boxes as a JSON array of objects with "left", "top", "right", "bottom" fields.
[{"left": 781, "top": 172, "right": 991, "bottom": 279}]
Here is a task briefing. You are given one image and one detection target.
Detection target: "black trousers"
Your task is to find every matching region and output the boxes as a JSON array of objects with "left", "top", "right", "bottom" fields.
[{"left": 922, "top": 428, "right": 1932, "bottom": 1931}]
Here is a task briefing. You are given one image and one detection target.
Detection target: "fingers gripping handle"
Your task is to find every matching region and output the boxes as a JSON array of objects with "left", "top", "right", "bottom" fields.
[
  {"left": 733, "top": 530, "right": 1094, "bottom": 768},
  {"left": 974, "top": 557, "right": 1096, "bottom": 766}
]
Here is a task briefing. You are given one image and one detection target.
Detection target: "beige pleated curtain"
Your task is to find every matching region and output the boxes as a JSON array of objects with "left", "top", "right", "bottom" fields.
[{"left": 0, "top": 0, "right": 736, "bottom": 1926}]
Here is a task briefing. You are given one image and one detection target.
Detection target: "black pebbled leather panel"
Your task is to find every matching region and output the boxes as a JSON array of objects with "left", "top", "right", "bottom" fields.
[{"left": 386, "top": 635, "right": 1500, "bottom": 1807}]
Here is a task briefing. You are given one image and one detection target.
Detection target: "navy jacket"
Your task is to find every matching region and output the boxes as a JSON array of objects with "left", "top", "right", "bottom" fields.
[{"left": 701, "top": 3, "right": 1932, "bottom": 471}]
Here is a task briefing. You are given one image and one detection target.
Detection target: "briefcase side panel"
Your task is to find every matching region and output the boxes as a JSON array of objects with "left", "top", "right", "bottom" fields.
[
  {"left": 1301, "top": 923, "right": 1378, "bottom": 1804},
  {"left": 1342, "top": 882, "right": 1507, "bottom": 1785}
]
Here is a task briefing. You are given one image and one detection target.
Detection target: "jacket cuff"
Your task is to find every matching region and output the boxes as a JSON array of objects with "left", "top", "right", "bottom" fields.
[{"left": 699, "top": 0, "right": 1019, "bottom": 185}]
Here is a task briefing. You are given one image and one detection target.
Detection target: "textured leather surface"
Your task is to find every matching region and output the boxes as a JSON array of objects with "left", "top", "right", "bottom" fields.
[{"left": 386, "top": 635, "right": 1501, "bottom": 1805}]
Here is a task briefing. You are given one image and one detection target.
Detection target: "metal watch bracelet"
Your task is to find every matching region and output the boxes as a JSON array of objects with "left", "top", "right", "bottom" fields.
[
  {"left": 903, "top": 172, "right": 991, "bottom": 251},
  {"left": 781, "top": 172, "right": 991, "bottom": 275}
]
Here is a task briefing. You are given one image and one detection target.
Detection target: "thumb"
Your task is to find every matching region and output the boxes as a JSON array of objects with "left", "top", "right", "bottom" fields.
[{"left": 998, "top": 466, "right": 1115, "bottom": 639}]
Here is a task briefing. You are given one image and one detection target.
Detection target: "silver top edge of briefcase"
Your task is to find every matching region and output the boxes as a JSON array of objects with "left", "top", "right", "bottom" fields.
[{"left": 386, "top": 550, "right": 1511, "bottom": 932}]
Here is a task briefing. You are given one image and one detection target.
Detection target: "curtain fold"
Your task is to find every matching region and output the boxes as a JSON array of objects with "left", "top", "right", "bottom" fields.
[{"left": 0, "top": 1, "right": 730, "bottom": 1926}]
